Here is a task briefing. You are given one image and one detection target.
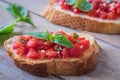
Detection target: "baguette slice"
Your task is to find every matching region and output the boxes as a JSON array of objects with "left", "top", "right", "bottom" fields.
[
  {"left": 41, "top": 0, "right": 120, "bottom": 34},
  {"left": 4, "top": 33, "right": 99, "bottom": 77}
]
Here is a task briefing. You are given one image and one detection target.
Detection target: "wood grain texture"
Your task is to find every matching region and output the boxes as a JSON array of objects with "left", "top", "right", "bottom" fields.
[
  {"left": 2, "top": 0, "right": 120, "bottom": 48},
  {"left": 0, "top": 0, "right": 120, "bottom": 80}
]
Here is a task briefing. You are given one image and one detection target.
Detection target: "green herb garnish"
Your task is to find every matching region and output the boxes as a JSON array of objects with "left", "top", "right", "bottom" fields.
[
  {"left": 27, "top": 31, "right": 74, "bottom": 48},
  {"left": 56, "top": 46, "right": 62, "bottom": 51},
  {"left": 20, "top": 39, "right": 26, "bottom": 44},
  {"left": 0, "top": 4, "right": 35, "bottom": 34},
  {"left": 66, "top": 0, "right": 93, "bottom": 12},
  {"left": 73, "top": 33, "right": 78, "bottom": 38}
]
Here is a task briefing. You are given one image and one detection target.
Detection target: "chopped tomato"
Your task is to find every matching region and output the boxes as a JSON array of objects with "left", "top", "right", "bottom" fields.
[
  {"left": 26, "top": 38, "right": 39, "bottom": 49},
  {"left": 107, "top": 12, "right": 116, "bottom": 20},
  {"left": 62, "top": 48, "right": 69, "bottom": 58},
  {"left": 116, "top": 8, "right": 120, "bottom": 16},
  {"left": 61, "top": 2, "right": 71, "bottom": 10},
  {"left": 67, "top": 35, "right": 76, "bottom": 44},
  {"left": 79, "top": 40, "right": 90, "bottom": 51},
  {"left": 38, "top": 50, "right": 46, "bottom": 59},
  {"left": 70, "top": 44, "right": 83, "bottom": 58},
  {"left": 99, "top": 11, "right": 107, "bottom": 19},
  {"left": 13, "top": 41, "right": 24, "bottom": 49},
  {"left": 88, "top": 9, "right": 97, "bottom": 17},
  {"left": 79, "top": 37, "right": 85, "bottom": 40},
  {"left": 16, "top": 47, "right": 27, "bottom": 55},
  {"left": 46, "top": 48, "right": 57, "bottom": 59},
  {"left": 92, "top": 1, "right": 99, "bottom": 10},
  {"left": 27, "top": 48, "right": 39, "bottom": 59},
  {"left": 73, "top": 8, "right": 81, "bottom": 14}
]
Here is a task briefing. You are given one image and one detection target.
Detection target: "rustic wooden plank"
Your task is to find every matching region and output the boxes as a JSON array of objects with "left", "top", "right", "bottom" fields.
[
  {"left": 3, "top": 0, "right": 120, "bottom": 48},
  {"left": 0, "top": 1, "right": 120, "bottom": 80},
  {"left": 0, "top": 40, "right": 120, "bottom": 80}
]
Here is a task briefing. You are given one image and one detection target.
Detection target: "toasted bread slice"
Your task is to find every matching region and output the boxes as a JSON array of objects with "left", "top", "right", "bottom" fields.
[
  {"left": 4, "top": 33, "right": 99, "bottom": 76},
  {"left": 41, "top": 0, "right": 120, "bottom": 34}
]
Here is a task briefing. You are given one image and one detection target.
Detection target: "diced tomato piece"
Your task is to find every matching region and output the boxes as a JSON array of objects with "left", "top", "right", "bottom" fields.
[
  {"left": 61, "top": 2, "right": 71, "bottom": 10},
  {"left": 99, "top": 3, "right": 108, "bottom": 11},
  {"left": 79, "top": 37, "right": 85, "bottom": 40},
  {"left": 107, "top": 12, "right": 116, "bottom": 20},
  {"left": 61, "top": 48, "right": 69, "bottom": 58},
  {"left": 79, "top": 40, "right": 90, "bottom": 51},
  {"left": 27, "top": 48, "right": 39, "bottom": 59},
  {"left": 68, "top": 35, "right": 75, "bottom": 44},
  {"left": 88, "top": 9, "right": 97, "bottom": 17},
  {"left": 99, "top": 11, "right": 107, "bottom": 19},
  {"left": 13, "top": 41, "right": 24, "bottom": 49},
  {"left": 16, "top": 47, "right": 27, "bottom": 55},
  {"left": 116, "top": 8, "right": 120, "bottom": 16},
  {"left": 38, "top": 50, "right": 46, "bottom": 59},
  {"left": 73, "top": 8, "right": 81, "bottom": 14},
  {"left": 70, "top": 44, "right": 83, "bottom": 58},
  {"left": 46, "top": 48, "right": 57, "bottom": 59},
  {"left": 92, "top": 1, "right": 99, "bottom": 10},
  {"left": 26, "top": 38, "right": 39, "bottom": 49}
]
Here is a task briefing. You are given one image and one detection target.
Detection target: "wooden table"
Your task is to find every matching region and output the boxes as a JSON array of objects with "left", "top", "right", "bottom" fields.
[{"left": 0, "top": 0, "right": 120, "bottom": 80}]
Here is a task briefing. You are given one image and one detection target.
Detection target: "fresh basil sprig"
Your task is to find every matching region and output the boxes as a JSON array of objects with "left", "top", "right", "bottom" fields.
[
  {"left": 28, "top": 31, "right": 53, "bottom": 42},
  {"left": 66, "top": 0, "right": 93, "bottom": 12},
  {"left": 0, "top": 22, "right": 17, "bottom": 34},
  {"left": 0, "top": 4, "right": 35, "bottom": 34},
  {"left": 27, "top": 31, "right": 74, "bottom": 48}
]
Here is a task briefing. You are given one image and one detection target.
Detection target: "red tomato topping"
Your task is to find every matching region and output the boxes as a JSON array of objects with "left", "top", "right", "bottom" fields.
[
  {"left": 26, "top": 38, "right": 39, "bottom": 49},
  {"left": 70, "top": 44, "right": 83, "bottom": 58},
  {"left": 79, "top": 40, "right": 90, "bottom": 51},
  {"left": 107, "top": 12, "right": 116, "bottom": 20},
  {"left": 61, "top": 2, "right": 71, "bottom": 10},
  {"left": 27, "top": 48, "right": 39, "bottom": 59},
  {"left": 73, "top": 8, "right": 81, "bottom": 14},
  {"left": 13, "top": 41, "right": 24, "bottom": 49},
  {"left": 46, "top": 48, "right": 57, "bottom": 59},
  {"left": 13, "top": 31, "right": 90, "bottom": 59},
  {"left": 16, "top": 47, "right": 27, "bottom": 55},
  {"left": 62, "top": 48, "right": 69, "bottom": 58},
  {"left": 57, "top": 0, "right": 120, "bottom": 20}
]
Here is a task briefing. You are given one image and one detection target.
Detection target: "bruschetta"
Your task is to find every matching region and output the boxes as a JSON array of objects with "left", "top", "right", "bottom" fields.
[
  {"left": 4, "top": 30, "right": 99, "bottom": 76},
  {"left": 41, "top": 0, "right": 120, "bottom": 34}
]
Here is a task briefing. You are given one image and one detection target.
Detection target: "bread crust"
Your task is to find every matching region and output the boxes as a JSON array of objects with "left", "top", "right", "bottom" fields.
[
  {"left": 41, "top": 0, "right": 120, "bottom": 34},
  {"left": 4, "top": 34, "right": 99, "bottom": 77}
]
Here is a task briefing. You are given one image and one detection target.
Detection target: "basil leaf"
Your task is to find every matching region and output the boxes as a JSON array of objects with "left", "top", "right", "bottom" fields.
[
  {"left": 27, "top": 31, "right": 53, "bottom": 42},
  {"left": 27, "top": 32, "right": 48, "bottom": 39},
  {"left": 0, "top": 23, "right": 17, "bottom": 34},
  {"left": 7, "top": 4, "right": 28, "bottom": 18},
  {"left": 54, "top": 34, "right": 74, "bottom": 48},
  {"left": 73, "top": 2, "right": 79, "bottom": 8},
  {"left": 47, "top": 31, "right": 53, "bottom": 42},
  {"left": 66, "top": 0, "right": 76, "bottom": 5},
  {"left": 19, "top": 17, "right": 35, "bottom": 27},
  {"left": 78, "top": 0, "right": 93, "bottom": 12}
]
